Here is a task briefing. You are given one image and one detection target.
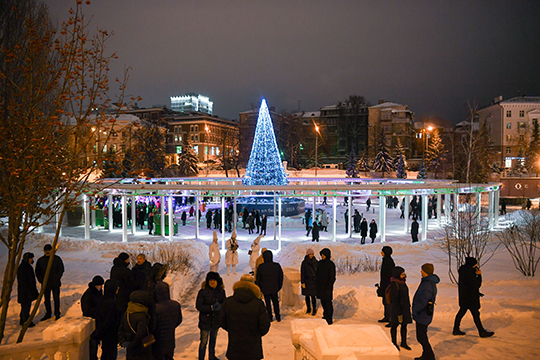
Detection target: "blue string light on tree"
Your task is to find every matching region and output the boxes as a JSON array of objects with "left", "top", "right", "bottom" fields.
[{"left": 242, "top": 99, "right": 288, "bottom": 186}]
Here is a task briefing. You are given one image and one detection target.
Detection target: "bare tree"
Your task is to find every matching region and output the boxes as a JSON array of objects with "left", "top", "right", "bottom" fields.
[{"left": 496, "top": 210, "right": 540, "bottom": 276}]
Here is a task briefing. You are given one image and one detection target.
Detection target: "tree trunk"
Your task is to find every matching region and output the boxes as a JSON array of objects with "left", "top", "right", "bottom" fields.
[{"left": 0, "top": 228, "right": 19, "bottom": 343}]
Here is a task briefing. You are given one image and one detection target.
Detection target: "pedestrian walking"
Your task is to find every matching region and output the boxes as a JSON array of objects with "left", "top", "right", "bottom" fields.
[
  {"left": 206, "top": 210, "right": 213, "bottom": 229},
  {"left": 411, "top": 218, "right": 419, "bottom": 243},
  {"left": 147, "top": 211, "right": 154, "bottom": 235},
  {"left": 453, "top": 257, "right": 494, "bottom": 338},
  {"left": 255, "top": 210, "right": 261, "bottom": 234},
  {"left": 248, "top": 212, "right": 255, "bottom": 234},
  {"left": 369, "top": 219, "right": 378, "bottom": 243},
  {"left": 93, "top": 279, "right": 120, "bottom": 360},
  {"left": 256, "top": 250, "right": 284, "bottom": 322},
  {"left": 225, "top": 229, "right": 239, "bottom": 275},
  {"left": 344, "top": 209, "right": 349, "bottom": 232},
  {"left": 353, "top": 210, "right": 361, "bottom": 233},
  {"left": 153, "top": 282, "right": 182, "bottom": 360},
  {"left": 181, "top": 210, "right": 187, "bottom": 226},
  {"left": 132, "top": 254, "right": 152, "bottom": 291},
  {"left": 412, "top": 263, "right": 439, "bottom": 360},
  {"left": 35, "top": 244, "right": 64, "bottom": 321},
  {"left": 316, "top": 248, "right": 336, "bottom": 325},
  {"left": 219, "top": 274, "right": 270, "bottom": 360},
  {"left": 388, "top": 266, "right": 412, "bottom": 351},
  {"left": 260, "top": 214, "right": 267, "bottom": 236},
  {"left": 360, "top": 218, "right": 368, "bottom": 244},
  {"left": 118, "top": 290, "right": 153, "bottom": 360},
  {"left": 312, "top": 221, "right": 320, "bottom": 242},
  {"left": 377, "top": 246, "right": 395, "bottom": 324},
  {"left": 306, "top": 214, "right": 313, "bottom": 237},
  {"left": 196, "top": 272, "right": 226, "bottom": 360},
  {"left": 110, "top": 252, "right": 135, "bottom": 316},
  {"left": 209, "top": 231, "right": 221, "bottom": 272},
  {"left": 301, "top": 248, "right": 318, "bottom": 315},
  {"left": 249, "top": 234, "right": 263, "bottom": 274},
  {"left": 366, "top": 198, "right": 371, "bottom": 212},
  {"left": 17, "top": 252, "right": 38, "bottom": 327},
  {"left": 81, "top": 275, "right": 104, "bottom": 360},
  {"left": 321, "top": 211, "right": 329, "bottom": 232}
]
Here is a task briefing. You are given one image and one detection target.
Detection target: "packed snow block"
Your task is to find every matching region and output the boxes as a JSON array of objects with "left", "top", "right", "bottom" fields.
[
  {"left": 43, "top": 316, "right": 94, "bottom": 360},
  {"left": 312, "top": 324, "right": 399, "bottom": 360},
  {"left": 290, "top": 319, "right": 328, "bottom": 360},
  {"left": 283, "top": 266, "right": 302, "bottom": 306}
]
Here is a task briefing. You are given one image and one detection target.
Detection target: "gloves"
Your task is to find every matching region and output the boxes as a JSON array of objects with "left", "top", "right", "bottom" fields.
[
  {"left": 398, "top": 315, "right": 403, "bottom": 324},
  {"left": 211, "top": 301, "right": 221, "bottom": 312},
  {"left": 301, "top": 283, "right": 306, "bottom": 289}
]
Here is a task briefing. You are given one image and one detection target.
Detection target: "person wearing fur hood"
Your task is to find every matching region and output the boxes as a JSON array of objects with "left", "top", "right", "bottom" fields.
[
  {"left": 225, "top": 228, "right": 239, "bottom": 275},
  {"left": 209, "top": 231, "right": 221, "bottom": 272},
  {"left": 249, "top": 234, "right": 263, "bottom": 273},
  {"left": 196, "top": 271, "right": 226, "bottom": 360},
  {"left": 219, "top": 274, "right": 270, "bottom": 360}
]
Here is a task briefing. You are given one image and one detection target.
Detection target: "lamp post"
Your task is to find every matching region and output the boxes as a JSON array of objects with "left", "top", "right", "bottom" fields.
[
  {"left": 422, "top": 125, "right": 433, "bottom": 164},
  {"left": 205, "top": 124, "right": 210, "bottom": 177},
  {"left": 314, "top": 123, "right": 320, "bottom": 177}
]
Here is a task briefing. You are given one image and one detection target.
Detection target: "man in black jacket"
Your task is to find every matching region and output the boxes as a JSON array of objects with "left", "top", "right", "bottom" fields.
[
  {"left": 110, "top": 252, "right": 135, "bottom": 315},
  {"left": 453, "top": 257, "right": 494, "bottom": 338},
  {"left": 220, "top": 274, "right": 270, "bottom": 360},
  {"left": 35, "top": 244, "right": 64, "bottom": 321},
  {"left": 17, "top": 252, "right": 39, "bottom": 327},
  {"left": 81, "top": 275, "right": 104, "bottom": 360},
  {"left": 256, "top": 250, "right": 284, "bottom": 322},
  {"left": 154, "top": 282, "right": 182, "bottom": 360},
  {"left": 411, "top": 219, "right": 419, "bottom": 243},
  {"left": 93, "top": 280, "right": 120, "bottom": 360},
  {"left": 316, "top": 248, "right": 336, "bottom": 325},
  {"left": 378, "top": 245, "right": 395, "bottom": 324},
  {"left": 196, "top": 271, "right": 226, "bottom": 360}
]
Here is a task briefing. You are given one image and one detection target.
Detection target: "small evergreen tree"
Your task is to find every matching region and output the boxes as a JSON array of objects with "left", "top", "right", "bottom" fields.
[
  {"left": 101, "top": 148, "right": 123, "bottom": 178},
  {"left": 525, "top": 121, "right": 540, "bottom": 174},
  {"left": 132, "top": 122, "right": 166, "bottom": 178},
  {"left": 177, "top": 139, "right": 200, "bottom": 176},
  {"left": 357, "top": 150, "right": 370, "bottom": 176},
  {"left": 509, "top": 148, "right": 527, "bottom": 177},
  {"left": 373, "top": 129, "right": 394, "bottom": 177},
  {"left": 417, "top": 162, "right": 428, "bottom": 179},
  {"left": 346, "top": 147, "right": 359, "bottom": 178},
  {"left": 396, "top": 154, "right": 407, "bottom": 178},
  {"left": 392, "top": 138, "right": 406, "bottom": 169},
  {"left": 426, "top": 129, "right": 446, "bottom": 178}
]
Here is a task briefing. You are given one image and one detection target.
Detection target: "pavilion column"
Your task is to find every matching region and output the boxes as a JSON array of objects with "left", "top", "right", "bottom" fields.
[
  {"left": 444, "top": 194, "right": 450, "bottom": 224},
  {"left": 494, "top": 189, "right": 500, "bottom": 227},
  {"left": 160, "top": 196, "right": 165, "bottom": 238},
  {"left": 131, "top": 196, "right": 136, "bottom": 235},
  {"left": 168, "top": 195, "right": 173, "bottom": 241},
  {"left": 437, "top": 194, "right": 442, "bottom": 227},
  {"left": 475, "top": 192, "right": 482, "bottom": 227},
  {"left": 195, "top": 194, "right": 200, "bottom": 239},
  {"left": 122, "top": 195, "right": 127, "bottom": 242},
  {"left": 233, "top": 196, "right": 238, "bottom": 229},
  {"left": 312, "top": 194, "right": 316, "bottom": 218},
  {"left": 108, "top": 194, "right": 113, "bottom": 232},
  {"left": 454, "top": 193, "right": 459, "bottom": 221},
  {"left": 378, "top": 196, "right": 386, "bottom": 243},
  {"left": 273, "top": 195, "right": 277, "bottom": 240},
  {"left": 348, "top": 195, "right": 352, "bottom": 237},
  {"left": 332, "top": 195, "right": 337, "bottom": 242},
  {"left": 56, "top": 194, "right": 62, "bottom": 237},
  {"left": 487, "top": 191, "right": 494, "bottom": 230},
  {"left": 84, "top": 194, "right": 90, "bottom": 240},
  {"left": 421, "top": 194, "right": 428, "bottom": 241},
  {"left": 278, "top": 196, "right": 282, "bottom": 250},
  {"left": 221, "top": 197, "right": 226, "bottom": 249},
  {"left": 404, "top": 195, "right": 410, "bottom": 233},
  {"left": 91, "top": 197, "right": 96, "bottom": 229}
]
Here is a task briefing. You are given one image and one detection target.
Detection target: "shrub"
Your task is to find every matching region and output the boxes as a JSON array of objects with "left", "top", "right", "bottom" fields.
[{"left": 335, "top": 254, "right": 380, "bottom": 275}]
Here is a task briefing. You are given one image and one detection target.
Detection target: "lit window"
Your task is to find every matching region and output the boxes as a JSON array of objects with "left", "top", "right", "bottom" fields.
[
  {"left": 205, "top": 146, "right": 208, "bottom": 155},
  {"left": 519, "top": 110, "right": 524, "bottom": 117},
  {"left": 506, "top": 122, "right": 511, "bottom": 129},
  {"left": 195, "top": 135, "right": 199, "bottom": 142},
  {"left": 211, "top": 147, "right": 215, "bottom": 155},
  {"left": 506, "top": 147, "right": 511, "bottom": 154},
  {"left": 506, "top": 110, "right": 512, "bottom": 117},
  {"left": 176, "top": 146, "right": 182, "bottom": 154},
  {"left": 193, "top": 146, "right": 198, "bottom": 154},
  {"left": 506, "top": 135, "right": 511, "bottom": 141},
  {"left": 216, "top": 147, "right": 220, "bottom": 156},
  {"left": 505, "top": 158, "right": 512, "bottom": 168},
  {"left": 519, "top": 122, "right": 526, "bottom": 129}
]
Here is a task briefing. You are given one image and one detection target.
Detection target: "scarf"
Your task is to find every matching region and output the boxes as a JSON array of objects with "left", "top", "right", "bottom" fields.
[{"left": 127, "top": 301, "right": 149, "bottom": 316}]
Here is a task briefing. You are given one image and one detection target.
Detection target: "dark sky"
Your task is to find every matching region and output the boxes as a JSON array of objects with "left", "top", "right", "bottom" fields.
[{"left": 44, "top": 0, "right": 540, "bottom": 123}]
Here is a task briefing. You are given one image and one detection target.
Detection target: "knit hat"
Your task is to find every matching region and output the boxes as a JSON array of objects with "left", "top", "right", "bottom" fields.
[
  {"left": 392, "top": 266, "right": 405, "bottom": 278},
  {"left": 206, "top": 271, "right": 222, "bottom": 285},
  {"left": 421, "top": 263, "right": 434, "bottom": 275},
  {"left": 306, "top": 248, "right": 314, "bottom": 255},
  {"left": 118, "top": 252, "right": 130, "bottom": 262},
  {"left": 92, "top": 275, "right": 105, "bottom": 286},
  {"left": 465, "top": 257, "right": 478, "bottom": 266}
]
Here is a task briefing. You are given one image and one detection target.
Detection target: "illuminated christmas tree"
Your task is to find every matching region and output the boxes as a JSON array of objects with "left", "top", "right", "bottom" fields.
[{"left": 243, "top": 99, "right": 288, "bottom": 185}]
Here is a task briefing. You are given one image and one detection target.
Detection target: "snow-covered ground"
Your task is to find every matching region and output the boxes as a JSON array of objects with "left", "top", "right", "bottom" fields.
[{"left": 1, "top": 200, "right": 540, "bottom": 359}]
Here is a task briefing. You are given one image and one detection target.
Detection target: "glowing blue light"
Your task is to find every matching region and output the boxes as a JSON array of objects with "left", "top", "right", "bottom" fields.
[{"left": 242, "top": 99, "right": 288, "bottom": 186}]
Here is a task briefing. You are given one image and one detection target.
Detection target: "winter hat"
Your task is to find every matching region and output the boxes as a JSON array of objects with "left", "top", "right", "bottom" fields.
[
  {"left": 240, "top": 274, "right": 255, "bottom": 283},
  {"left": 421, "top": 263, "right": 434, "bottom": 275},
  {"left": 392, "top": 266, "right": 405, "bottom": 278},
  {"left": 206, "top": 271, "right": 222, "bottom": 284},
  {"left": 92, "top": 275, "right": 105, "bottom": 286},
  {"left": 118, "top": 252, "right": 130, "bottom": 262},
  {"left": 213, "top": 231, "right": 218, "bottom": 243},
  {"left": 306, "top": 248, "right": 314, "bottom": 256},
  {"left": 320, "top": 248, "right": 331, "bottom": 259},
  {"left": 465, "top": 257, "right": 478, "bottom": 266},
  {"left": 382, "top": 246, "right": 393, "bottom": 257},
  {"left": 23, "top": 252, "right": 35, "bottom": 262},
  {"left": 44, "top": 244, "right": 53, "bottom": 251}
]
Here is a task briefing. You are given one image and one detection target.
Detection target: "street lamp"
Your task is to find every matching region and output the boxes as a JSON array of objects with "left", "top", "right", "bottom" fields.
[
  {"left": 422, "top": 125, "right": 433, "bottom": 164},
  {"left": 205, "top": 124, "right": 210, "bottom": 177},
  {"left": 314, "top": 123, "right": 320, "bottom": 177}
]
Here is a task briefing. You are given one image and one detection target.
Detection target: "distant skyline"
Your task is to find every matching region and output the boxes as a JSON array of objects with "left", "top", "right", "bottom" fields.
[{"left": 45, "top": 0, "right": 540, "bottom": 123}]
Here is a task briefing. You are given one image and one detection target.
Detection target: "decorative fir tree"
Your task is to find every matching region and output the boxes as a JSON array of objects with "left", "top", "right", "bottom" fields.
[
  {"left": 417, "top": 162, "right": 428, "bottom": 179},
  {"left": 177, "top": 139, "right": 200, "bottom": 177},
  {"left": 243, "top": 99, "right": 288, "bottom": 185},
  {"left": 425, "top": 129, "right": 445, "bottom": 178},
  {"left": 392, "top": 138, "right": 406, "bottom": 169},
  {"left": 525, "top": 121, "right": 540, "bottom": 174},
  {"left": 372, "top": 128, "right": 394, "bottom": 177},
  {"left": 396, "top": 154, "right": 407, "bottom": 178},
  {"left": 132, "top": 122, "right": 167, "bottom": 177},
  {"left": 509, "top": 148, "right": 527, "bottom": 177},
  {"left": 346, "top": 147, "right": 359, "bottom": 178},
  {"left": 101, "top": 148, "right": 124, "bottom": 178},
  {"left": 356, "top": 150, "right": 371, "bottom": 177}
]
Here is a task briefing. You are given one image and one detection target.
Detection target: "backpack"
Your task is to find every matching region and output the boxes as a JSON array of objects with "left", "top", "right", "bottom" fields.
[{"left": 385, "top": 283, "right": 393, "bottom": 304}]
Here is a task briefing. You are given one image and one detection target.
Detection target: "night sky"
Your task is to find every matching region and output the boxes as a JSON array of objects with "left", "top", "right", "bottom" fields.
[{"left": 44, "top": 0, "right": 540, "bottom": 123}]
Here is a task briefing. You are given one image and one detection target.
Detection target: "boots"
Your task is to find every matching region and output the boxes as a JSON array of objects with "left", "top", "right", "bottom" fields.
[
  {"left": 479, "top": 330, "right": 494, "bottom": 338},
  {"left": 400, "top": 342, "right": 411, "bottom": 350},
  {"left": 453, "top": 328, "right": 466, "bottom": 336}
]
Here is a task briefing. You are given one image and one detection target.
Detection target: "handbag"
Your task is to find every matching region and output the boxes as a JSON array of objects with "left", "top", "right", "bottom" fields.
[{"left": 127, "top": 314, "right": 155, "bottom": 348}]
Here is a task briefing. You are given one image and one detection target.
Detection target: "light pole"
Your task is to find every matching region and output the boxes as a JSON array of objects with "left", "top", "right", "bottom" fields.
[
  {"left": 205, "top": 124, "right": 210, "bottom": 177},
  {"left": 422, "top": 125, "right": 433, "bottom": 164},
  {"left": 314, "top": 123, "right": 320, "bottom": 177}
]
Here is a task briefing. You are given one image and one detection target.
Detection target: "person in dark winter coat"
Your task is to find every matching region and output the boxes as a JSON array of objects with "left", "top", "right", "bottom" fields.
[
  {"left": 256, "top": 250, "right": 284, "bottom": 322},
  {"left": 369, "top": 219, "right": 377, "bottom": 243},
  {"left": 145, "top": 263, "right": 168, "bottom": 303},
  {"left": 147, "top": 211, "right": 154, "bottom": 235},
  {"left": 388, "top": 266, "right": 412, "bottom": 351},
  {"left": 255, "top": 211, "right": 261, "bottom": 234},
  {"left": 316, "top": 248, "right": 336, "bottom": 325},
  {"left": 311, "top": 221, "right": 320, "bottom": 242},
  {"left": 301, "top": 249, "right": 318, "bottom": 315},
  {"left": 196, "top": 272, "right": 226, "bottom": 360},
  {"left": 353, "top": 210, "right": 361, "bottom": 233},
  {"left": 93, "top": 279, "right": 120, "bottom": 360},
  {"left": 153, "top": 282, "right": 182, "bottom": 360},
  {"left": 453, "top": 257, "right": 494, "bottom": 338},
  {"left": 118, "top": 290, "right": 153, "bottom": 360},
  {"left": 35, "top": 244, "right": 64, "bottom": 321},
  {"left": 378, "top": 246, "right": 395, "bottom": 323},
  {"left": 412, "top": 263, "right": 440, "bottom": 360},
  {"left": 132, "top": 254, "right": 152, "bottom": 291},
  {"left": 411, "top": 219, "right": 419, "bottom": 243},
  {"left": 206, "top": 210, "right": 213, "bottom": 229},
  {"left": 110, "top": 252, "right": 135, "bottom": 316},
  {"left": 360, "top": 218, "right": 368, "bottom": 244},
  {"left": 81, "top": 275, "right": 104, "bottom": 318},
  {"left": 219, "top": 274, "right": 270, "bottom": 360},
  {"left": 181, "top": 210, "right": 187, "bottom": 226},
  {"left": 17, "top": 252, "right": 38, "bottom": 327},
  {"left": 260, "top": 214, "right": 267, "bottom": 236}
]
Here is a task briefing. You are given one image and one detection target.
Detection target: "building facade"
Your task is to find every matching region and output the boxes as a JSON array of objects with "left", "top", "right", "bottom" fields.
[
  {"left": 170, "top": 93, "right": 213, "bottom": 115},
  {"left": 369, "top": 101, "right": 415, "bottom": 159}
]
